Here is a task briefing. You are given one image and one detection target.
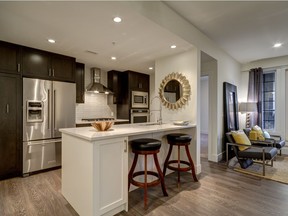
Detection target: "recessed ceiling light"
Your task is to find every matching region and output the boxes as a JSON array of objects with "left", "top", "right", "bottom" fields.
[
  {"left": 273, "top": 43, "right": 282, "bottom": 48},
  {"left": 170, "top": 45, "right": 176, "bottom": 49},
  {"left": 113, "top": 17, "right": 122, "bottom": 23},
  {"left": 48, "top": 39, "right": 56, "bottom": 43},
  {"left": 111, "top": 56, "right": 117, "bottom": 60},
  {"left": 149, "top": 67, "right": 153, "bottom": 70}
]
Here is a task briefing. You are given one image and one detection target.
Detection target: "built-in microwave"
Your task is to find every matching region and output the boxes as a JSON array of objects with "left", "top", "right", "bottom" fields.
[{"left": 131, "top": 91, "right": 149, "bottom": 108}]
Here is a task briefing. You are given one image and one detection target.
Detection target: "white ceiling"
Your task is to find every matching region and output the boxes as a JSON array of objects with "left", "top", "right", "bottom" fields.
[
  {"left": 0, "top": 1, "right": 288, "bottom": 74},
  {"left": 165, "top": 1, "right": 288, "bottom": 64}
]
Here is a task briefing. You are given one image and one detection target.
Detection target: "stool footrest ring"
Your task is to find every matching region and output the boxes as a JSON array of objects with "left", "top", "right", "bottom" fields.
[
  {"left": 167, "top": 160, "right": 192, "bottom": 172},
  {"left": 131, "top": 171, "right": 161, "bottom": 188}
]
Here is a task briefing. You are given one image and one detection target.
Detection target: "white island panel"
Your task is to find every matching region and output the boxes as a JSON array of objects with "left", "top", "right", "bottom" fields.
[{"left": 62, "top": 134, "right": 94, "bottom": 216}]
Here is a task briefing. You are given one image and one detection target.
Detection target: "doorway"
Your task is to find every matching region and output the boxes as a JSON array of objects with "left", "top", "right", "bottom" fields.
[{"left": 200, "top": 51, "right": 217, "bottom": 162}]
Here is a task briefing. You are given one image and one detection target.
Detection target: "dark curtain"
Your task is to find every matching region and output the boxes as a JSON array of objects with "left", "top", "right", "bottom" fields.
[{"left": 247, "top": 67, "right": 263, "bottom": 127}]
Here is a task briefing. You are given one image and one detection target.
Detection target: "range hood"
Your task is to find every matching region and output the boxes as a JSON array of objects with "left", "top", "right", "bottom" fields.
[{"left": 86, "top": 67, "right": 113, "bottom": 94}]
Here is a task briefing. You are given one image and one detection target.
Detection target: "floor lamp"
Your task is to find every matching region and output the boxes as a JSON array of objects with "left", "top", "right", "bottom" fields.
[{"left": 239, "top": 102, "right": 258, "bottom": 128}]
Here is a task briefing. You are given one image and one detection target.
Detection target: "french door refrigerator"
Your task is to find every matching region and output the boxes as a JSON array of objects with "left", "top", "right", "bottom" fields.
[{"left": 23, "top": 78, "right": 75, "bottom": 175}]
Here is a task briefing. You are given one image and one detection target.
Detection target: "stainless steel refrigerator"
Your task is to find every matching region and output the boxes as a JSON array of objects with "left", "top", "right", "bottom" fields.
[{"left": 23, "top": 78, "right": 75, "bottom": 175}]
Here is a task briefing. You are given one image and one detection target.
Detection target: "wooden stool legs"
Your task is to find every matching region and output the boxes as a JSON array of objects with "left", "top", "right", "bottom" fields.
[
  {"left": 153, "top": 153, "right": 168, "bottom": 197},
  {"left": 185, "top": 145, "right": 198, "bottom": 182},
  {"left": 128, "top": 150, "right": 168, "bottom": 208},
  {"left": 163, "top": 142, "right": 198, "bottom": 187}
]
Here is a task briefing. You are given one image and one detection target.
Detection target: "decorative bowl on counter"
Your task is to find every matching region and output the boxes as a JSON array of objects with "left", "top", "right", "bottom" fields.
[
  {"left": 91, "top": 121, "right": 114, "bottom": 131},
  {"left": 173, "top": 120, "right": 189, "bottom": 126}
]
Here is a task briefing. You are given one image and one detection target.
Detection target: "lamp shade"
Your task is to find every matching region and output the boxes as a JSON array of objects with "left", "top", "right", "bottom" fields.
[{"left": 239, "top": 102, "right": 257, "bottom": 113}]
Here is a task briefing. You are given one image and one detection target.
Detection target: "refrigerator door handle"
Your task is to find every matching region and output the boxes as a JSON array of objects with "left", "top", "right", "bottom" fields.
[
  {"left": 54, "top": 89, "right": 56, "bottom": 131},
  {"left": 47, "top": 89, "right": 50, "bottom": 129},
  {"left": 26, "top": 139, "right": 62, "bottom": 146}
]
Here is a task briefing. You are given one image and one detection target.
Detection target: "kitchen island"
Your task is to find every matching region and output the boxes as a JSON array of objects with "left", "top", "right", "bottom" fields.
[{"left": 60, "top": 122, "right": 198, "bottom": 216}]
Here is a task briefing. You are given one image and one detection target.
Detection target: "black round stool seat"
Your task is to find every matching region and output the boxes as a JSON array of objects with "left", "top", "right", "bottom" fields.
[
  {"left": 164, "top": 133, "right": 198, "bottom": 187},
  {"left": 131, "top": 138, "right": 161, "bottom": 151},
  {"left": 167, "top": 133, "right": 192, "bottom": 144}
]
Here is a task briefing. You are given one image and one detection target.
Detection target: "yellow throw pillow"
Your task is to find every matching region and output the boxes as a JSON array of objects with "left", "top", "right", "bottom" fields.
[
  {"left": 251, "top": 125, "right": 265, "bottom": 141},
  {"left": 249, "top": 130, "right": 258, "bottom": 140},
  {"left": 231, "top": 131, "right": 251, "bottom": 151},
  {"left": 252, "top": 125, "right": 262, "bottom": 131}
]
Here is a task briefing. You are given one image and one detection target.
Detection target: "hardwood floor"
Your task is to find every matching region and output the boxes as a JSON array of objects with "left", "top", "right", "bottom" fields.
[
  {"left": 0, "top": 169, "right": 78, "bottom": 216},
  {"left": 1, "top": 159, "right": 288, "bottom": 216}
]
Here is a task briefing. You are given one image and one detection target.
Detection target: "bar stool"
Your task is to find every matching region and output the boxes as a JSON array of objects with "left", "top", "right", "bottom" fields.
[
  {"left": 128, "top": 138, "right": 168, "bottom": 208},
  {"left": 163, "top": 133, "right": 198, "bottom": 187}
]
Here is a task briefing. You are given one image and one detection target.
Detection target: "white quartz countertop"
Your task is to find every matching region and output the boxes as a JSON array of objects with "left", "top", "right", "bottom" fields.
[{"left": 60, "top": 122, "right": 196, "bottom": 141}]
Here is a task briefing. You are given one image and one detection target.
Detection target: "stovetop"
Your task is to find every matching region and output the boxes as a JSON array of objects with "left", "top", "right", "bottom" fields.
[{"left": 82, "top": 118, "right": 115, "bottom": 122}]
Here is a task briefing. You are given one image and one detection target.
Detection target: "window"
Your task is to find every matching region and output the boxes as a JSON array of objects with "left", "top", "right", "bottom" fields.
[{"left": 262, "top": 71, "right": 276, "bottom": 130}]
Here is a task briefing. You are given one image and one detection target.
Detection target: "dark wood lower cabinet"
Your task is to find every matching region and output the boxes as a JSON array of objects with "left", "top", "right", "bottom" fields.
[{"left": 0, "top": 73, "right": 22, "bottom": 179}]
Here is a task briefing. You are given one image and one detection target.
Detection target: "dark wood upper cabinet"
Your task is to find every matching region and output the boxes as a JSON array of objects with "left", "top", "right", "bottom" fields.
[
  {"left": 0, "top": 73, "right": 21, "bottom": 179},
  {"left": 22, "top": 46, "right": 75, "bottom": 82},
  {"left": 75, "top": 62, "right": 85, "bottom": 103},
  {"left": 51, "top": 54, "right": 75, "bottom": 82},
  {"left": 0, "top": 41, "right": 21, "bottom": 74},
  {"left": 126, "top": 70, "right": 149, "bottom": 92},
  {"left": 108, "top": 70, "right": 149, "bottom": 105},
  {"left": 22, "top": 47, "right": 50, "bottom": 78}
]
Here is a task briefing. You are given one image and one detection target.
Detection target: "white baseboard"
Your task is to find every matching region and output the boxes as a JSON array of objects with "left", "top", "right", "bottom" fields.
[
  {"left": 196, "top": 164, "right": 202, "bottom": 174},
  {"left": 208, "top": 153, "right": 222, "bottom": 162}
]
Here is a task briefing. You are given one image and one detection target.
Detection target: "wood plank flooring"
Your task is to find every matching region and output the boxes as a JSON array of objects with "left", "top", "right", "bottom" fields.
[{"left": 1, "top": 159, "right": 288, "bottom": 216}]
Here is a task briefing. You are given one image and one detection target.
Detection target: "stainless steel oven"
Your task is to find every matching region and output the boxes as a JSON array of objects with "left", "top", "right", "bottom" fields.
[
  {"left": 130, "top": 109, "right": 150, "bottom": 123},
  {"left": 131, "top": 91, "right": 149, "bottom": 108}
]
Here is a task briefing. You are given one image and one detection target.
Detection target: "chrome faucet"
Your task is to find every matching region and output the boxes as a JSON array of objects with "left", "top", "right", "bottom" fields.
[{"left": 151, "top": 95, "right": 162, "bottom": 125}]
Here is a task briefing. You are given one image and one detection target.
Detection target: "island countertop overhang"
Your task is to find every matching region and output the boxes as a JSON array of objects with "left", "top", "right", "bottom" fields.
[{"left": 60, "top": 123, "right": 196, "bottom": 142}]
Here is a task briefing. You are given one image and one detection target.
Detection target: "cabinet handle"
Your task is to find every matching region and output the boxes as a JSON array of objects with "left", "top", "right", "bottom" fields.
[
  {"left": 52, "top": 69, "right": 55, "bottom": 77},
  {"left": 124, "top": 140, "right": 128, "bottom": 152},
  {"left": 49, "top": 68, "right": 52, "bottom": 76},
  {"left": 17, "top": 63, "right": 20, "bottom": 72},
  {"left": 6, "top": 104, "right": 9, "bottom": 114}
]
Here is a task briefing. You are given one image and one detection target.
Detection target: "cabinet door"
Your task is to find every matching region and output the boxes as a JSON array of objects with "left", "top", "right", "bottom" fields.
[
  {"left": 139, "top": 73, "right": 149, "bottom": 92},
  {"left": 51, "top": 54, "right": 75, "bottom": 82},
  {"left": 75, "top": 62, "right": 85, "bottom": 103},
  {"left": 95, "top": 137, "right": 128, "bottom": 215},
  {"left": 22, "top": 47, "right": 51, "bottom": 79},
  {"left": 0, "top": 73, "right": 21, "bottom": 179},
  {"left": 128, "top": 71, "right": 139, "bottom": 91},
  {"left": 0, "top": 41, "right": 20, "bottom": 74},
  {"left": 127, "top": 71, "right": 150, "bottom": 91}
]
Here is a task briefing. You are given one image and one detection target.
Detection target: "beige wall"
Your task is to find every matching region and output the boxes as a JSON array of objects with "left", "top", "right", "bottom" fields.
[
  {"left": 155, "top": 50, "right": 198, "bottom": 123},
  {"left": 154, "top": 49, "right": 201, "bottom": 172}
]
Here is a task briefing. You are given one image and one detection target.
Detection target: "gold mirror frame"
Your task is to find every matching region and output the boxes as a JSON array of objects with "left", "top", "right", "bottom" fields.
[{"left": 159, "top": 72, "right": 191, "bottom": 110}]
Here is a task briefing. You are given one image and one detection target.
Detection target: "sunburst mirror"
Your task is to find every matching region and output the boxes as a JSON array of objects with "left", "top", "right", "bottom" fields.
[{"left": 159, "top": 72, "right": 191, "bottom": 110}]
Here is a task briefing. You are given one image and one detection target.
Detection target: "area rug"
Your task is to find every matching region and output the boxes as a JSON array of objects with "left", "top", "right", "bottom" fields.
[{"left": 232, "top": 155, "right": 288, "bottom": 184}]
